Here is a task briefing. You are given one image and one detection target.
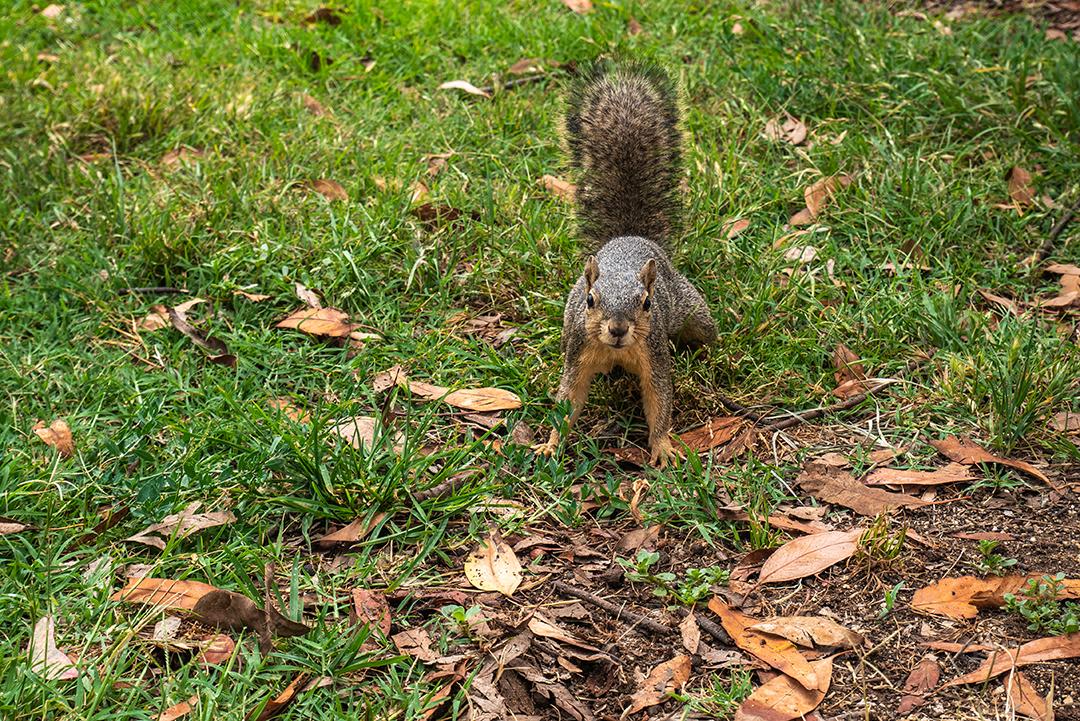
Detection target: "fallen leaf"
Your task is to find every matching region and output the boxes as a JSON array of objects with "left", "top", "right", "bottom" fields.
[
  {"left": 303, "top": 179, "right": 348, "bottom": 201},
  {"left": 1050, "top": 411, "right": 1080, "bottom": 433},
  {"left": 921, "top": 640, "right": 994, "bottom": 653},
  {"left": 111, "top": 577, "right": 221, "bottom": 611},
  {"left": 865, "top": 463, "right": 977, "bottom": 486},
  {"left": 411, "top": 202, "right": 472, "bottom": 229},
  {"left": 168, "top": 305, "right": 235, "bottom": 366},
  {"left": 1046, "top": 28, "right": 1067, "bottom": 41},
  {"left": 832, "top": 343, "right": 865, "bottom": 386},
  {"left": 627, "top": 17, "right": 643, "bottom": 35},
  {"left": 788, "top": 208, "right": 816, "bottom": 227},
  {"left": 192, "top": 589, "right": 309, "bottom": 646},
  {"left": 930, "top": 436, "right": 1049, "bottom": 484},
  {"left": 327, "top": 416, "right": 393, "bottom": 452},
  {"left": 300, "top": 93, "right": 328, "bottom": 116},
  {"left": 161, "top": 147, "right": 204, "bottom": 169},
  {"left": 1007, "top": 166, "right": 1036, "bottom": 207},
  {"left": 1007, "top": 671, "right": 1052, "bottom": 721},
  {"left": 314, "top": 512, "right": 386, "bottom": 548},
  {"left": 438, "top": 80, "right": 491, "bottom": 98},
  {"left": 371, "top": 365, "right": 409, "bottom": 392},
  {"left": 294, "top": 282, "right": 322, "bottom": 308},
  {"left": 798, "top": 461, "right": 928, "bottom": 516},
  {"left": 528, "top": 615, "right": 601, "bottom": 651},
  {"left": 303, "top": 7, "right": 341, "bottom": 25},
  {"left": 944, "top": 633, "right": 1080, "bottom": 687},
  {"left": 896, "top": 655, "right": 940, "bottom": 715},
  {"left": 267, "top": 398, "right": 310, "bottom": 424},
  {"left": 912, "top": 575, "right": 1080, "bottom": 619},
  {"left": 138, "top": 305, "right": 171, "bottom": 331},
  {"left": 195, "top": 634, "right": 236, "bottom": 666},
  {"left": 709, "top": 599, "right": 821, "bottom": 691},
  {"left": 0, "top": 518, "right": 28, "bottom": 535},
  {"left": 33, "top": 419, "right": 74, "bottom": 457},
  {"left": 123, "top": 502, "right": 236, "bottom": 550},
  {"left": 951, "top": 531, "right": 1015, "bottom": 542},
  {"left": 28, "top": 616, "right": 78, "bottom": 680},
  {"left": 748, "top": 617, "right": 863, "bottom": 649},
  {"left": 392, "top": 627, "right": 439, "bottom": 662},
  {"left": 1046, "top": 263, "right": 1080, "bottom": 276},
  {"left": 617, "top": 525, "right": 660, "bottom": 552},
  {"left": 40, "top": 4, "right": 64, "bottom": 19},
  {"left": 352, "top": 589, "right": 391, "bottom": 635},
  {"left": 764, "top": 115, "right": 808, "bottom": 146},
  {"left": 408, "top": 381, "right": 522, "bottom": 411},
  {"left": 734, "top": 657, "right": 832, "bottom": 721},
  {"left": 784, "top": 245, "right": 818, "bottom": 264},
  {"left": 541, "top": 174, "right": 576, "bottom": 202},
  {"left": 679, "top": 416, "right": 744, "bottom": 451},
  {"left": 804, "top": 174, "right": 852, "bottom": 219},
  {"left": 158, "top": 695, "right": 199, "bottom": 721},
  {"left": 561, "top": 0, "right": 593, "bottom": 13},
  {"left": 275, "top": 307, "right": 353, "bottom": 337},
  {"left": 716, "top": 507, "right": 832, "bottom": 535},
  {"left": 464, "top": 533, "right": 522, "bottom": 596},
  {"left": 680, "top": 613, "right": 701, "bottom": 654},
  {"left": 977, "top": 289, "right": 1021, "bottom": 315},
  {"left": 758, "top": 529, "right": 862, "bottom": 584},
  {"left": 250, "top": 672, "right": 309, "bottom": 721},
  {"left": 723, "top": 218, "right": 751, "bottom": 239},
  {"left": 508, "top": 58, "right": 543, "bottom": 75},
  {"left": 624, "top": 655, "right": 691, "bottom": 715},
  {"left": 233, "top": 289, "right": 270, "bottom": 302}
]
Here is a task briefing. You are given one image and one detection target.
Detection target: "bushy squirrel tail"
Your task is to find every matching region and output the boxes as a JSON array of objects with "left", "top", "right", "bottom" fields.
[{"left": 565, "top": 60, "right": 684, "bottom": 251}]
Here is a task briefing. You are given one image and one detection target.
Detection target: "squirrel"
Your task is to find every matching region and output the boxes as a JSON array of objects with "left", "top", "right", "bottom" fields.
[{"left": 533, "top": 60, "right": 717, "bottom": 468}]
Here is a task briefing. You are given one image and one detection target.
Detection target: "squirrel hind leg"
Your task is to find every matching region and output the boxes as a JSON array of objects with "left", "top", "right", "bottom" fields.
[{"left": 673, "top": 279, "right": 717, "bottom": 346}]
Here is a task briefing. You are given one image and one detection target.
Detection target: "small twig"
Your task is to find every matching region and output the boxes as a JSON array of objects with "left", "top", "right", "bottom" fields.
[
  {"left": 1032, "top": 196, "right": 1080, "bottom": 264},
  {"left": 552, "top": 581, "right": 673, "bottom": 638},
  {"left": 716, "top": 393, "right": 768, "bottom": 424},
  {"left": 119, "top": 286, "right": 189, "bottom": 295}
]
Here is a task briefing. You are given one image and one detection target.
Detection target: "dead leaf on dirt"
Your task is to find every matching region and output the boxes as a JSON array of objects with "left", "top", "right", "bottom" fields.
[
  {"left": 161, "top": 147, "right": 204, "bottom": 169},
  {"left": 912, "top": 575, "right": 1080, "bottom": 619},
  {"left": 1046, "top": 263, "right": 1080, "bottom": 277},
  {"left": 302, "top": 179, "right": 348, "bottom": 202},
  {"left": 195, "top": 634, "right": 236, "bottom": 666},
  {"left": 679, "top": 416, "right": 745, "bottom": 452},
  {"left": 944, "top": 633, "right": 1080, "bottom": 687},
  {"left": 709, "top": 599, "right": 821, "bottom": 691},
  {"left": 764, "top": 115, "right": 808, "bottom": 146},
  {"left": 977, "top": 288, "right": 1021, "bottom": 315},
  {"left": 680, "top": 612, "right": 701, "bottom": 654},
  {"left": 192, "top": 589, "right": 309, "bottom": 646},
  {"left": 930, "top": 435, "right": 1049, "bottom": 484},
  {"left": 276, "top": 307, "right": 353, "bottom": 337},
  {"left": 734, "top": 656, "right": 832, "bottom": 721},
  {"left": 464, "top": 533, "right": 522, "bottom": 596},
  {"left": 438, "top": 80, "right": 491, "bottom": 98},
  {"left": 293, "top": 282, "right": 322, "bottom": 308},
  {"left": 723, "top": 218, "right": 751, "bottom": 239},
  {"left": 716, "top": 507, "right": 832, "bottom": 535},
  {"left": 111, "top": 577, "right": 221, "bottom": 611},
  {"left": 168, "top": 305, "right": 235, "bottom": 366},
  {"left": 561, "top": 0, "right": 593, "bottom": 13},
  {"left": 896, "top": 655, "right": 940, "bottom": 715},
  {"left": 528, "top": 615, "right": 601, "bottom": 652},
  {"left": 617, "top": 525, "right": 660, "bottom": 552},
  {"left": 392, "top": 627, "right": 440, "bottom": 662},
  {"left": 123, "top": 502, "right": 236, "bottom": 550},
  {"left": 233, "top": 289, "right": 270, "bottom": 302},
  {"left": 1007, "top": 671, "right": 1052, "bottom": 721},
  {"left": 865, "top": 462, "right": 977, "bottom": 487},
  {"left": 314, "top": 512, "right": 386, "bottom": 548},
  {"left": 33, "top": 419, "right": 74, "bottom": 458},
  {"left": 748, "top": 616, "right": 863, "bottom": 649},
  {"left": 798, "top": 461, "right": 928, "bottom": 516},
  {"left": 1007, "top": 166, "right": 1036, "bottom": 207},
  {"left": 788, "top": 208, "right": 816, "bottom": 227},
  {"left": 921, "top": 639, "right": 994, "bottom": 653},
  {"left": 408, "top": 381, "right": 522, "bottom": 412},
  {"left": 1050, "top": 411, "right": 1080, "bottom": 433},
  {"left": 758, "top": 529, "right": 862, "bottom": 584},
  {"left": 624, "top": 654, "right": 691, "bottom": 715},
  {"left": 352, "top": 589, "right": 391, "bottom": 635},
  {"left": 157, "top": 695, "right": 198, "bottom": 721},
  {"left": 832, "top": 343, "right": 865, "bottom": 385},
  {"left": 951, "top": 531, "right": 1015, "bottom": 542},
  {"left": 28, "top": 616, "right": 78, "bottom": 680},
  {"left": 541, "top": 174, "right": 576, "bottom": 202}
]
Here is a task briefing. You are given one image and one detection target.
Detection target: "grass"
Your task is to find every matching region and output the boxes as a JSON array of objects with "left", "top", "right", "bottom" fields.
[{"left": 1, "top": 0, "right": 1079, "bottom": 718}]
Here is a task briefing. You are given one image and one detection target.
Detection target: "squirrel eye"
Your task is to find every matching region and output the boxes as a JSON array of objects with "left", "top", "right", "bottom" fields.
[
  {"left": 642, "top": 296, "right": 651, "bottom": 312},
  {"left": 586, "top": 293, "right": 595, "bottom": 309}
]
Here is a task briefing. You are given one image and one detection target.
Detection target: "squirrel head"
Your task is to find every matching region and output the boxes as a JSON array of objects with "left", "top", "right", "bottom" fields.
[{"left": 582, "top": 256, "right": 655, "bottom": 350}]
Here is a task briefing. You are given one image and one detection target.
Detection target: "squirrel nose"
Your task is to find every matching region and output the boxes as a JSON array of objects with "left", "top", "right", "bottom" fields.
[{"left": 608, "top": 321, "right": 629, "bottom": 338}]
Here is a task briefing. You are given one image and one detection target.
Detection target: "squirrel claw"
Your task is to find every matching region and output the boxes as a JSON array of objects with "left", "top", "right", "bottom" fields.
[
  {"left": 649, "top": 441, "right": 678, "bottom": 469},
  {"left": 532, "top": 440, "right": 558, "bottom": 458}
]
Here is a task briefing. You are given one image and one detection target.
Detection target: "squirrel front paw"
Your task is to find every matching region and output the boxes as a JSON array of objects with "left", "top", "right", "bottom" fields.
[
  {"left": 531, "top": 430, "right": 560, "bottom": 458},
  {"left": 649, "top": 438, "right": 678, "bottom": 469}
]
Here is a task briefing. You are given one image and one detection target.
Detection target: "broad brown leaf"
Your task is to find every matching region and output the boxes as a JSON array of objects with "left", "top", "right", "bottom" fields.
[
  {"left": 0, "top": 518, "right": 28, "bottom": 535},
  {"left": 527, "top": 615, "right": 601, "bottom": 651},
  {"left": 930, "top": 435, "right": 1049, "bottom": 484},
  {"left": 1007, "top": 671, "right": 1052, "bottom": 721},
  {"left": 1007, "top": 166, "right": 1036, "bottom": 207},
  {"left": 408, "top": 381, "right": 522, "bottom": 411},
  {"left": 392, "top": 627, "right": 439, "bottom": 662},
  {"left": 748, "top": 616, "right": 863, "bottom": 649},
  {"left": 758, "top": 529, "right": 861, "bottom": 584},
  {"left": 832, "top": 343, "right": 865, "bottom": 384},
  {"left": 944, "top": 633, "right": 1080, "bottom": 687},
  {"left": 624, "top": 655, "right": 691, "bottom": 715},
  {"left": 157, "top": 695, "right": 198, "bottom": 721},
  {"left": 112, "top": 577, "right": 220, "bottom": 611},
  {"left": 123, "top": 502, "right": 235, "bottom": 550},
  {"left": 912, "top": 575, "right": 1080, "bottom": 619},
  {"left": 28, "top": 616, "right": 78, "bottom": 680},
  {"left": 276, "top": 307, "right": 353, "bottom": 337},
  {"left": 896, "top": 655, "right": 940, "bottom": 715},
  {"left": 805, "top": 174, "right": 852, "bottom": 218},
  {"left": 33, "top": 419, "right": 74, "bottom": 457},
  {"left": 249, "top": 672, "right": 309, "bottom": 721},
  {"left": 764, "top": 115, "right": 808, "bottom": 146},
  {"left": 234, "top": 289, "right": 270, "bottom": 302},
  {"left": 314, "top": 512, "right": 386, "bottom": 548},
  {"left": 798, "top": 461, "right": 927, "bottom": 515},
  {"left": 161, "top": 147, "right": 204, "bottom": 169},
  {"left": 734, "top": 657, "right": 832, "bottom": 721},
  {"left": 709, "top": 599, "right": 821, "bottom": 691},
  {"left": 464, "top": 533, "right": 522, "bottom": 596},
  {"left": 680, "top": 612, "right": 701, "bottom": 654},
  {"left": 865, "top": 462, "right": 976, "bottom": 486},
  {"left": 352, "top": 589, "right": 391, "bottom": 634},
  {"left": 679, "top": 416, "right": 745, "bottom": 451},
  {"left": 168, "top": 304, "right": 235, "bottom": 366},
  {"left": 303, "top": 179, "right": 348, "bottom": 201},
  {"left": 722, "top": 218, "right": 751, "bottom": 239}
]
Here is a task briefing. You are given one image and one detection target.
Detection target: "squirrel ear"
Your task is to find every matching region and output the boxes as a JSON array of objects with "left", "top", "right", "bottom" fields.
[
  {"left": 639, "top": 258, "right": 657, "bottom": 291},
  {"left": 584, "top": 255, "right": 600, "bottom": 289}
]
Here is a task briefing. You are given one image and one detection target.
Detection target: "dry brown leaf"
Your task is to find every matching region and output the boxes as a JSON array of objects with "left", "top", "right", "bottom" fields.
[
  {"left": 912, "top": 575, "right": 1080, "bottom": 619},
  {"left": 977, "top": 288, "right": 1021, "bottom": 315},
  {"left": 508, "top": 58, "right": 543, "bottom": 75},
  {"left": 371, "top": 365, "right": 409, "bottom": 392},
  {"left": 784, "top": 244, "right": 818, "bottom": 264},
  {"left": 276, "top": 307, "right": 353, "bottom": 337},
  {"left": 1008, "top": 671, "right": 1052, "bottom": 721},
  {"left": 921, "top": 640, "right": 994, "bottom": 653},
  {"left": 764, "top": 115, "right": 808, "bottom": 146},
  {"left": 438, "top": 80, "right": 491, "bottom": 98},
  {"left": 832, "top": 343, "right": 865, "bottom": 383},
  {"left": 464, "top": 533, "right": 522, "bottom": 596},
  {"left": 408, "top": 381, "right": 522, "bottom": 411},
  {"left": 293, "top": 282, "right": 321, "bottom": 308},
  {"left": 195, "top": 634, "right": 236, "bottom": 666},
  {"left": 352, "top": 589, "right": 391, "bottom": 635},
  {"left": 301, "top": 94, "right": 328, "bottom": 116},
  {"left": 123, "top": 502, "right": 236, "bottom": 550},
  {"left": 111, "top": 577, "right": 221, "bottom": 611},
  {"left": 304, "top": 179, "right": 348, "bottom": 202},
  {"left": 267, "top": 398, "right": 310, "bottom": 424},
  {"left": 758, "top": 529, "right": 862, "bottom": 584},
  {"left": 723, "top": 218, "right": 751, "bottom": 239},
  {"left": 528, "top": 615, "right": 601, "bottom": 651},
  {"left": 28, "top": 616, "right": 78, "bottom": 680},
  {"left": 804, "top": 174, "right": 852, "bottom": 218},
  {"left": 896, "top": 655, "right": 940, "bottom": 715},
  {"left": 709, "top": 599, "right": 821, "bottom": 691},
  {"left": 168, "top": 304, "right": 235, "bottom": 366},
  {"left": 139, "top": 305, "right": 172, "bottom": 331},
  {"left": 679, "top": 612, "right": 701, "bottom": 654},
  {"left": 33, "top": 419, "right": 74, "bottom": 458},
  {"left": 1050, "top": 411, "right": 1080, "bottom": 433},
  {"left": 748, "top": 616, "right": 863, "bottom": 649},
  {"left": 1046, "top": 263, "right": 1080, "bottom": 276},
  {"left": 734, "top": 657, "right": 832, "bottom": 721},
  {"left": 1008, "top": 166, "right": 1036, "bottom": 207},
  {"left": 250, "top": 672, "right": 309, "bottom": 721},
  {"left": 314, "top": 512, "right": 385, "bottom": 548},
  {"left": 716, "top": 507, "right": 832, "bottom": 535},
  {"left": 561, "top": 0, "right": 593, "bottom": 13},
  {"left": 865, "top": 462, "right": 976, "bottom": 486},
  {"left": 944, "top": 633, "right": 1080, "bottom": 687},
  {"left": 392, "top": 627, "right": 440, "bottom": 662},
  {"left": 624, "top": 655, "right": 691, "bottom": 715},
  {"left": 679, "top": 416, "right": 744, "bottom": 452},
  {"left": 328, "top": 416, "right": 380, "bottom": 451},
  {"left": 951, "top": 531, "right": 1016, "bottom": 541},
  {"left": 930, "top": 435, "right": 1049, "bottom": 484},
  {"left": 161, "top": 147, "right": 204, "bottom": 169},
  {"left": 0, "top": 519, "right": 28, "bottom": 535},
  {"left": 233, "top": 289, "right": 270, "bottom": 302},
  {"left": 798, "top": 461, "right": 928, "bottom": 516},
  {"left": 40, "top": 4, "right": 64, "bottom": 19},
  {"left": 788, "top": 207, "right": 816, "bottom": 227},
  {"left": 157, "top": 695, "right": 199, "bottom": 721},
  {"left": 303, "top": 7, "right": 341, "bottom": 25},
  {"left": 627, "top": 17, "right": 643, "bottom": 35},
  {"left": 541, "top": 174, "right": 577, "bottom": 202}
]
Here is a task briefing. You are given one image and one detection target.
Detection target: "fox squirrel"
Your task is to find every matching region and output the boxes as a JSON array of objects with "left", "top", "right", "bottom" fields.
[{"left": 533, "top": 60, "right": 717, "bottom": 468}]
